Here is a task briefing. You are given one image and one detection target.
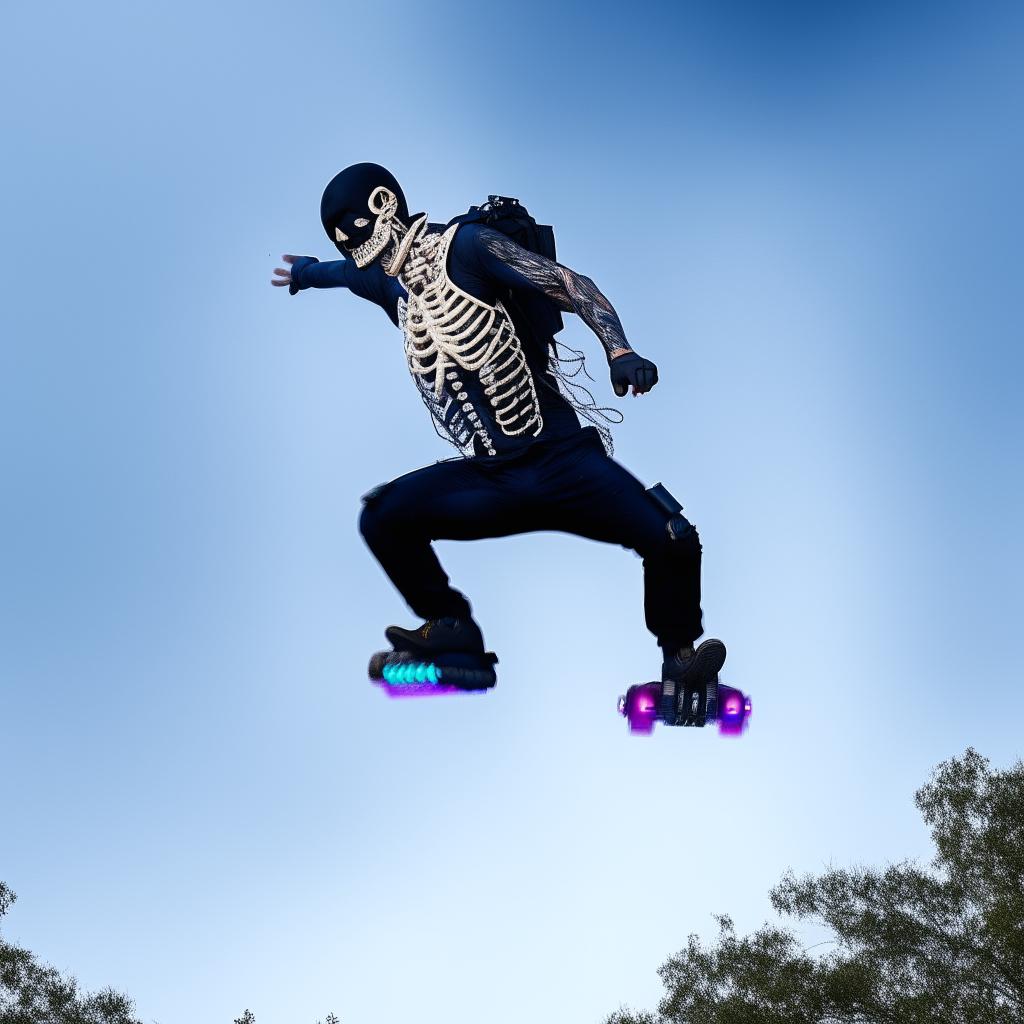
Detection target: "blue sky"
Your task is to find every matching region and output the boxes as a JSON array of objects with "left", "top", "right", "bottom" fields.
[{"left": 1, "top": 2, "right": 1022, "bottom": 1023}]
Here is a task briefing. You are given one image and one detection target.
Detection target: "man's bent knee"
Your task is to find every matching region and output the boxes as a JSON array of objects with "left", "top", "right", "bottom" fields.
[
  {"left": 643, "top": 483, "right": 702, "bottom": 555},
  {"left": 671, "top": 521, "right": 702, "bottom": 560},
  {"left": 358, "top": 483, "right": 407, "bottom": 546},
  {"left": 358, "top": 501, "right": 382, "bottom": 545}
]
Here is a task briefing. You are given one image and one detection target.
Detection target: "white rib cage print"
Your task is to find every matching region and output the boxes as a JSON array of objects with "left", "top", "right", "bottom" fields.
[{"left": 398, "top": 225, "right": 544, "bottom": 455}]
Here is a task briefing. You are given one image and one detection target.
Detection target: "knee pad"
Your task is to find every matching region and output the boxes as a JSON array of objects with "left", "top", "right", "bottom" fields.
[
  {"left": 646, "top": 482, "right": 701, "bottom": 555},
  {"left": 674, "top": 520, "right": 702, "bottom": 559}
]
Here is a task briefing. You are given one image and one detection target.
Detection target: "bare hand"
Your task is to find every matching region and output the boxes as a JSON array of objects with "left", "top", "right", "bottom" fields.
[{"left": 271, "top": 254, "right": 300, "bottom": 288}]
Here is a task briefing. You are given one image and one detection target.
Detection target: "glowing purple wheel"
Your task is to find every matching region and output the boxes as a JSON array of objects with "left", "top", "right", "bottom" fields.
[
  {"left": 717, "top": 684, "right": 752, "bottom": 736},
  {"left": 619, "top": 682, "right": 661, "bottom": 734},
  {"left": 618, "top": 679, "right": 752, "bottom": 736}
]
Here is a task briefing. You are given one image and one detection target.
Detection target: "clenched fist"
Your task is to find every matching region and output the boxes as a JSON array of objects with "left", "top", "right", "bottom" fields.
[{"left": 610, "top": 351, "right": 659, "bottom": 397}]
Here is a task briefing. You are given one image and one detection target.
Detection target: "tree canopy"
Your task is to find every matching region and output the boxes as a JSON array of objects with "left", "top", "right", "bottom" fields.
[
  {"left": 6, "top": 747, "right": 1021, "bottom": 1022},
  {"left": 0, "top": 881, "right": 141, "bottom": 1024},
  {"left": 1, "top": 885, "right": 339, "bottom": 1023},
  {"left": 606, "top": 748, "right": 1024, "bottom": 1024}
]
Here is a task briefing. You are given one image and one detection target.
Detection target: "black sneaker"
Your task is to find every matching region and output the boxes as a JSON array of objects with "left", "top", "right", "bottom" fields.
[
  {"left": 660, "top": 638, "right": 727, "bottom": 726},
  {"left": 384, "top": 616, "right": 486, "bottom": 655},
  {"left": 661, "top": 638, "right": 727, "bottom": 686}
]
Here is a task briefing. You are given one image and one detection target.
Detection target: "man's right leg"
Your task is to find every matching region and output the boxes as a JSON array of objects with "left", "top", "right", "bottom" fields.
[
  {"left": 357, "top": 458, "right": 529, "bottom": 641},
  {"left": 523, "top": 434, "right": 725, "bottom": 716}
]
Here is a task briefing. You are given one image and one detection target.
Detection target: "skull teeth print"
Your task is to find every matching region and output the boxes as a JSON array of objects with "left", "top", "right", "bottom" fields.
[{"left": 349, "top": 187, "right": 400, "bottom": 268}]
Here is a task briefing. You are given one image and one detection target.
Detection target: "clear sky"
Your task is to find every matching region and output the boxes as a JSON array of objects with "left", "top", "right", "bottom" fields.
[{"left": 1, "top": 2, "right": 1022, "bottom": 1023}]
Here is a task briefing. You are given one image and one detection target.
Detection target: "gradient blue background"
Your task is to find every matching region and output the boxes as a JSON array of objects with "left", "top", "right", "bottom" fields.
[{"left": 2, "top": 2, "right": 1022, "bottom": 1022}]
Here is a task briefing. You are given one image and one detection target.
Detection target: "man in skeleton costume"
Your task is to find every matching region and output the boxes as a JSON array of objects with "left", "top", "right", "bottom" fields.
[{"left": 272, "top": 163, "right": 726, "bottom": 720}]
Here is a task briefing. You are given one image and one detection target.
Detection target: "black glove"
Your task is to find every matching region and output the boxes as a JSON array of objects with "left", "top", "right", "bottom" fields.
[
  {"left": 288, "top": 255, "right": 320, "bottom": 295},
  {"left": 610, "top": 352, "right": 659, "bottom": 396}
]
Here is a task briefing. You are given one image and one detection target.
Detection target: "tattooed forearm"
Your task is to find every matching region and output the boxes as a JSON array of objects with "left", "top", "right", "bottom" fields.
[
  {"left": 562, "top": 270, "right": 632, "bottom": 358},
  {"left": 478, "top": 228, "right": 631, "bottom": 360}
]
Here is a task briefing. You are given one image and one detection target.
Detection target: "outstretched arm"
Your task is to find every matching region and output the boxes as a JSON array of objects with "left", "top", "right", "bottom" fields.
[
  {"left": 272, "top": 252, "right": 403, "bottom": 328},
  {"left": 272, "top": 254, "right": 351, "bottom": 295},
  {"left": 472, "top": 227, "right": 658, "bottom": 396}
]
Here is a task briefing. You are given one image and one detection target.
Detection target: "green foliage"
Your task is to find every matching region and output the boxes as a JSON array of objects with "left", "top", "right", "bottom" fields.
[
  {"left": 606, "top": 748, "right": 1024, "bottom": 1024},
  {"left": 234, "top": 1013, "right": 339, "bottom": 1024},
  {"left": 1, "top": 884, "right": 341, "bottom": 1024},
  {"left": 0, "top": 883, "right": 142, "bottom": 1024}
]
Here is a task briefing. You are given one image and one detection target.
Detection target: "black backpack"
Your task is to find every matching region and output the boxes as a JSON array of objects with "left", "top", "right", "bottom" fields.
[{"left": 447, "top": 195, "right": 565, "bottom": 340}]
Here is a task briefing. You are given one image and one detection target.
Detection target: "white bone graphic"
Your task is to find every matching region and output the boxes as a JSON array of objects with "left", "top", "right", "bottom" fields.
[{"left": 397, "top": 225, "right": 543, "bottom": 455}]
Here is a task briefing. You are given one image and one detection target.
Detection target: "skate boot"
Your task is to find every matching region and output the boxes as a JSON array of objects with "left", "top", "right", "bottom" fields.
[
  {"left": 385, "top": 616, "right": 486, "bottom": 655},
  {"left": 368, "top": 616, "right": 499, "bottom": 696},
  {"left": 660, "top": 638, "right": 727, "bottom": 727},
  {"left": 619, "top": 639, "right": 750, "bottom": 735}
]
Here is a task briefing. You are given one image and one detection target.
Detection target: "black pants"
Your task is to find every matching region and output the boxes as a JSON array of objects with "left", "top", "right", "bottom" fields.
[{"left": 358, "top": 429, "right": 704, "bottom": 649}]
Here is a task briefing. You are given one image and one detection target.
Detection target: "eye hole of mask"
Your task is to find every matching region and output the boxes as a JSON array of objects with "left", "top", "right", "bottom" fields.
[
  {"left": 354, "top": 217, "right": 371, "bottom": 228},
  {"left": 335, "top": 226, "right": 349, "bottom": 243}
]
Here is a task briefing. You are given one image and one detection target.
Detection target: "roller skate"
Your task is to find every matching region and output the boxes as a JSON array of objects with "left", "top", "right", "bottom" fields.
[
  {"left": 368, "top": 616, "right": 499, "bottom": 698},
  {"left": 618, "top": 638, "right": 751, "bottom": 736}
]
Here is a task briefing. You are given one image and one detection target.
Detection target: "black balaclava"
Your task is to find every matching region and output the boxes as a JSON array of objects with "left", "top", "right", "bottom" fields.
[{"left": 320, "top": 163, "right": 410, "bottom": 267}]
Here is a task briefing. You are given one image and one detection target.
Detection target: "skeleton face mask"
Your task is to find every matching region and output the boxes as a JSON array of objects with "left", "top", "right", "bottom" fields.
[
  {"left": 341, "top": 186, "right": 400, "bottom": 267},
  {"left": 320, "top": 163, "right": 410, "bottom": 268}
]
